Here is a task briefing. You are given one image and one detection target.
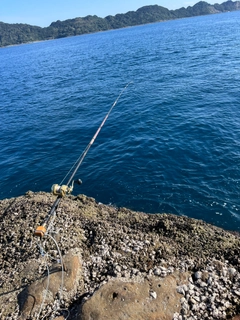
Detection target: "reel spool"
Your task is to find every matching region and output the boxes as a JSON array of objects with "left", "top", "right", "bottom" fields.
[
  {"left": 51, "top": 179, "right": 82, "bottom": 197},
  {"left": 51, "top": 184, "right": 71, "bottom": 197}
]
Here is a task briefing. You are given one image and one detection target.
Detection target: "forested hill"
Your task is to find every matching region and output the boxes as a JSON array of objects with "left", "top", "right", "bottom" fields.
[{"left": 1, "top": 1, "right": 240, "bottom": 47}]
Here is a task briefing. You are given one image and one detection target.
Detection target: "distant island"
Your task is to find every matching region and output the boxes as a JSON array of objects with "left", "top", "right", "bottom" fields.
[{"left": 0, "top": 1, "right": 240, "bottom": 47}]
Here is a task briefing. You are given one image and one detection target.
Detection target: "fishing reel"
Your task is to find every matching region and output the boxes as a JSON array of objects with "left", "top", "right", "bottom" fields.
[{"left": 51, "top": 179, "right": 82, "bottom": 197}]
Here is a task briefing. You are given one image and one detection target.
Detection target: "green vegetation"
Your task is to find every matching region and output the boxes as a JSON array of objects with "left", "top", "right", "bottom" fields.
[{"left": 0, "top": 1, "right": 240, "bottom": 47}]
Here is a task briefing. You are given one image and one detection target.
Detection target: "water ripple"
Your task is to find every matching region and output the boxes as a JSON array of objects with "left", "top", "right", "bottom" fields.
[{"left": 1, "top": 11, "right": 240, "bottom": 230}]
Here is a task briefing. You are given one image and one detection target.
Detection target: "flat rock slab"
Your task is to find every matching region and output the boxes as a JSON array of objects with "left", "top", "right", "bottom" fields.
[
  {"left": 18, "top": 248, "right": 82, "bottom": 319},
  {"left": 78, "top": 272, "right": 189, "bottom": 320}
]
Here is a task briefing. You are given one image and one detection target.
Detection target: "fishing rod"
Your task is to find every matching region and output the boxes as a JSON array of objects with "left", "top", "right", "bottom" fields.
[{"left": 34, "top": 82, "right": 132, "bottom": 238}]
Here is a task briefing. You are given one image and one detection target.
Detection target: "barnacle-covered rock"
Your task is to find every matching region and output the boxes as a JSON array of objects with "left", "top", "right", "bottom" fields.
[{"left": 0, "top": 192, "right": 240, "bottom": 319}]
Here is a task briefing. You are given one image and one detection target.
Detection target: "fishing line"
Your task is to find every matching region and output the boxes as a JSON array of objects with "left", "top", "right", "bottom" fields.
[
  {"left": 36, "top": 251, "right": 50, "bottom": 320},
  {"left": 46, "top": 234, "right": 64, "bottom": 301},
  {"left": 35, "top": 234, "right": 64, "bottom": 320}
]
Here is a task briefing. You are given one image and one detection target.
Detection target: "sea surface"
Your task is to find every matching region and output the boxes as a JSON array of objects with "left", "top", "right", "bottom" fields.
[{"left": 1, "top": 11, "right": 240, "bottom": 231}]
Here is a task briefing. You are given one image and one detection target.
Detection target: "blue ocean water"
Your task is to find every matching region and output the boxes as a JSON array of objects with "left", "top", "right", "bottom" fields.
[{"left": 1, "top": 11, "right": 240, "bottom": 231}]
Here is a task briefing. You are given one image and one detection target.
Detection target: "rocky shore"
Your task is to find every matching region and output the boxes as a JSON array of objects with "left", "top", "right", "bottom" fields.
[{"left": 0, "top": 191, "right": 240, "bottom": 319}]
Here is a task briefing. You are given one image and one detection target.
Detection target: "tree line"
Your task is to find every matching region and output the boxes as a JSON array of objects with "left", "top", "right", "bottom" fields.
[{"left": 0, "top": 1, "right": 239, "bottom": 47}]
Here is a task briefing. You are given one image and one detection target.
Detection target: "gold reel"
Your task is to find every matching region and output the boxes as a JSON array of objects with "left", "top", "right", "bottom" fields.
[
  {"left": 51, "top": 184, "right": 73, "bottom": 197},
  {"left": 51, "top": 179, "right": 82, "bottom": 197}
]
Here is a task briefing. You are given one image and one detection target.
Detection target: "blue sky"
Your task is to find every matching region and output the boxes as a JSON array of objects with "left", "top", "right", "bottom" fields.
[{"left": 0, "top": 0, "right": 220, "bottom": 27}]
